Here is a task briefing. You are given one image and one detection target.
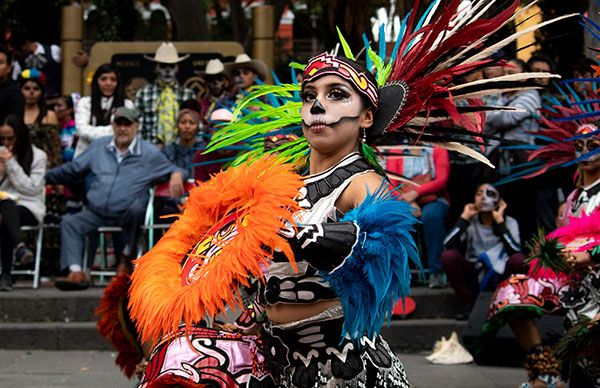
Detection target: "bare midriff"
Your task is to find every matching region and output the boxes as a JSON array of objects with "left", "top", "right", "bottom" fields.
[{"left": 266, "top": 299, "right": 341, "bottom": 324}]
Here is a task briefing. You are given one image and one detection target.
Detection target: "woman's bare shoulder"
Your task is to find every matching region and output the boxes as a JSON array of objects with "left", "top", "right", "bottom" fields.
[{"left": 337, "top": 171, "right": 388, "bottom": 211}]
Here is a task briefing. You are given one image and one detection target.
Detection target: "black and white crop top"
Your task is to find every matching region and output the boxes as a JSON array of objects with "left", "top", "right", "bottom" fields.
[{"left": 262, "top": 152, "right": 374, "bottom": 305}]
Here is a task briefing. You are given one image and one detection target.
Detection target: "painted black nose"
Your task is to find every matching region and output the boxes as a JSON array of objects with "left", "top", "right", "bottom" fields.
[{"left": 310, "top": 99, "right": 326, "bottom": 114}]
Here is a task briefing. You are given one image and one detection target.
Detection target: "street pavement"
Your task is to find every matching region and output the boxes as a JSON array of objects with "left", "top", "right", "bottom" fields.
[{"left": 0, "top": 350, "right": 526, "bottom": 387}]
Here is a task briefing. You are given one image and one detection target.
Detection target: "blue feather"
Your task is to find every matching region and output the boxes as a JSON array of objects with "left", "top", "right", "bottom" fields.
[
  {"left": 564, "top": 147, "right": 600, "bottom": 167},
  {"left": 362, "top": 33, "right": 373, "bottom": 70},
  {"left": 378, "top": 23, "right": 386, "bottom": 60},
  {"left": 321, "top": 185, "right": 421, "bottom": 340}
]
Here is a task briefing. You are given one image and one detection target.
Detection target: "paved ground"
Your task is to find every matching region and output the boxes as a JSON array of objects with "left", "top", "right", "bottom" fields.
[{"left": 0, "top": 350, "right": 526, "bottom": 388}]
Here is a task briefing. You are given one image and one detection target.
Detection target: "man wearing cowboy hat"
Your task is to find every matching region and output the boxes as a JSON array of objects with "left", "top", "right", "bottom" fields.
[
  {"left": 197, "top": 58, "right": 235, "bottom": 123},
  {"left": 135, "top": 42, "right": 195, "bottom": 145},
  {"left": 225, "top": 53, "right": 268, "bottom": 94}
]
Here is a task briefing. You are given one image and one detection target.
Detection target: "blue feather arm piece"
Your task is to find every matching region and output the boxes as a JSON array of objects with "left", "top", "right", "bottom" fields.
[{"left": 321, "top": 186, "right": 421, "bottom": 340}]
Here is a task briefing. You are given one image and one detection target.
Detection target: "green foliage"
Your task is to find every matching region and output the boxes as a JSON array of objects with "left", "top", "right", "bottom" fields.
[
  {"left": 525, "top": 229, "right": 572, "bottom": 275},
  {"left": 94, "top": 0, "right": 121, "bottom": 41}
]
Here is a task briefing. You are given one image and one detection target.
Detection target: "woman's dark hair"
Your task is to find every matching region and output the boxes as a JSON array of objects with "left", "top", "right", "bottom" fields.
[
  {"left": 62, "top": 94, "right": 74, "bottom": 110},
  {"left": 91, "top": 63, "right": 125, "bottom": 126},
  {"left": 19, "top": 76, "right": 47, "bottom": 125},
  {"left": 527, "top": 53, "right": 555, "bottom": 73},
  {"left": 509, "top": 58, "right": 530, "bottom": 73},
  {"left": 3, "top": 114, "right": 33, "bottom": 175},
  {"left": 180, "top": 98, "right": 202, "bottom": 114},
  {"left": 0, "top": 44, "right": 12, "bottom": 65}
]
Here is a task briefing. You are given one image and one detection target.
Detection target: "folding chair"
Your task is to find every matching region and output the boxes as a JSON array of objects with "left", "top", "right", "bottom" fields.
[
  {"left": 12, "top": 224, "right": 44, "bottom": 289},
  {"left": 142, "top": 185, "right": 172, "bottom": 251},
  {"left": 82, "top": 226, "right": 122, "bottom": 285}
]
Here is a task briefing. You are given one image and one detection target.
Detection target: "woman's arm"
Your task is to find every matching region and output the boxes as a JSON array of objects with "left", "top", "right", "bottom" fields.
[
  {"left": 413, "top": 147, "right": 450, "bottom": 198},
  {"left": 485, "top": 91, "right": 540, "bottom": 130},
  {"left": 42, "top": 110, "right": 59, "bottom": 125},
  {"left": 75, "top": 97, "right": 113, "bottom": 142},
  {"left": 5, "top": 150, "right": 47, "bottom": 196}
]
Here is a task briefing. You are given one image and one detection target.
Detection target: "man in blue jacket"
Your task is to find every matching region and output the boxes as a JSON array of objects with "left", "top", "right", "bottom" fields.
[{"left": 46, "top": 107, "right": 185, "bottom": 289}]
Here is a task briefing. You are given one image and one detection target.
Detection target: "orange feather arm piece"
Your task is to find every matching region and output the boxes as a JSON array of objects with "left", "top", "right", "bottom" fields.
[{"left": 129, "top": 156, "right": 302, "bottom": 343}]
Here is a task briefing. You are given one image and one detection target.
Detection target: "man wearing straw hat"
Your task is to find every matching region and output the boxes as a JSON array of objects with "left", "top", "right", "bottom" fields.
[
  {"left": 135, "top": 42, "right": 195, "bottom": 146},
  {"left": 225, "top": 53, "right": 268, "bottom": 94},
  {"left": 197, "top": 58, "right": 235, "bottom": 123}
]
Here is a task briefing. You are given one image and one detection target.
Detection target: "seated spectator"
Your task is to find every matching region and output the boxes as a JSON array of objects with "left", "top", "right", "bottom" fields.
[
  {"left": 527, "top": 53, "right": 554, "bottom": 88},
  {"left": 441, "top": 183, "right": 526, "bottom": 319},
  {"left": 225, "top": 54, "right": 268, "bottom": 95},
  {"left": 162, "top": 108, "right": 203, "bottom": 177},
  {"left": 53, "top": 95, "right": 77, "bottom": 163},
  {"left": 192, "top": 108, "right": 237, "bottom": 181},
  {"left": 157, "top": 108, "right": 203, "bottom": 216},
  {"left": 75, "top": 63, "right": 134, "bottom": 157},
  {"left": 135, "top": 43, "right": 195, "bottom": 146},
  {"left": 46, "top": 107, "right": 185, "bottom": 289},
  {"left": 0, "top": 115, "right": 47, "bottom": 291},
  {"left": 485, "top": 58, "right": 541, "bottom": 145},
  {"left": 19, "top": 69, "right": 61, "bottom": 168},
  {"left": 0, "top": 44, "right": 24, "bottom": 124},
  {"left": 10, "top": 31, "right": 62, "bottom": 100},
  {"left": 385, "top": 144, "right": 450, "bottom": 288},
  {"left": 198, "top": 58, "right": 235, "bottom": 126}
]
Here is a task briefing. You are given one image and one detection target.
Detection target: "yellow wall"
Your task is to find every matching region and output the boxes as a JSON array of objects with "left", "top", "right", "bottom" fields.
[{"left": 515, "top": 5, "right": 543, "bottom": 61}]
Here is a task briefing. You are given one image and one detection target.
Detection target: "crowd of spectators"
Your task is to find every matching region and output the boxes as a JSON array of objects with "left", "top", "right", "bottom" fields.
[
  {"left": 0, "top": 31, "right": 589, "bottom": 314},
  {"left": 0, "top": 39, "right": 269, "bottom": 291}
]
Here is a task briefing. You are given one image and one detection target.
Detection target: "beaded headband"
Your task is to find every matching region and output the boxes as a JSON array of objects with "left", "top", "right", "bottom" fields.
[{"left": 302, "top": 52, "right": 379, "bottom": 108}]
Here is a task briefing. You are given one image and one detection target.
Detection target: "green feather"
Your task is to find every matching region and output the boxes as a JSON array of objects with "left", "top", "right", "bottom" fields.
[
  {"left": 360, "top": 143, "right": 385, "bottom": 175},
  {"left": 231, "top": 84, "right": 299, "bottom": 119},
  {"left": 289, "top": 62, "right": 306, "bottom": 71},
  {"left": 525, "top": 229, "right": 572, "bottom": 275},
  {"left": 336, "top": 26, "right": 355, "bottom": 60},
  {"left": 555, "top": 317, "right": 600, "bottom": 378}
]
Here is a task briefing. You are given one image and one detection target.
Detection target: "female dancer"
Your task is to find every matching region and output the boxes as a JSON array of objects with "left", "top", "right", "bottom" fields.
[
  {"left": 483, "top": 92, "right": 600, "bottom": 387},
  {"left": 110, "top": 1, "right": 574, "bottom": 386}
]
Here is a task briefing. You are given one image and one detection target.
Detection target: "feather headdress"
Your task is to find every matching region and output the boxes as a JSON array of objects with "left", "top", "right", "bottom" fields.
[
  {"left": 497, "top": 82, "right": 600, "bottom": 185},
  {"left": 206, "top": 0, "right": 575, "bottom": 167}
]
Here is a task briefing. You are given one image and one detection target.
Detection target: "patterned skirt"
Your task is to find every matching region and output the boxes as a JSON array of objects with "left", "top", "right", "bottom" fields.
[
  {"left": 139, "top": 326, "right": 275, "bottom": 387},
  {"left": 264, "top": 305, "right": 409, "bottom": 388},
  {"left": 483, "top": 274, "right": 569, "bottom": 335}
]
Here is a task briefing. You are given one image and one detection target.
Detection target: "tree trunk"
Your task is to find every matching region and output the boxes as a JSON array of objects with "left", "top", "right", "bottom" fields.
[
  {"left": 230, "top": 0, "right": 245, "bottom": 44},
  {"left": 585, "top": 1, "right": 600, "bottom": 59},
  {"left": 163, "top": 0, "right": 209, "bottom": 41}
]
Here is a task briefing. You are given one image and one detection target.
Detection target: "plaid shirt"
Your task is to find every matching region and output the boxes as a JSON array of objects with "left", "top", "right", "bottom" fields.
[{"left": 135, "top": 82, "right": 196, "bottom": 143}]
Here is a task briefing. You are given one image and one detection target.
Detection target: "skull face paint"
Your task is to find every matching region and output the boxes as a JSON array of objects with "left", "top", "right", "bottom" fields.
[
  {"left": 475, "top": 184, "right": 500, "bottom": 212},
  {"left": 574, "top": 124, "right": 600, "bottom": 163},
  {"left": 300, "top": 75, "right": 370, "bottom": 155},
  {"left": 156, "top": 63, "right": 178, "bottom": 84},
  {"left": 301, "top": 78, "right": 363, "bottom": 129}
]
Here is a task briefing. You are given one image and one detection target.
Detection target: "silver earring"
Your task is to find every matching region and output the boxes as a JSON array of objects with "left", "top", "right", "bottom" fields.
[{"left": 361, "top": 128, "right": 367, "bottom": 143}]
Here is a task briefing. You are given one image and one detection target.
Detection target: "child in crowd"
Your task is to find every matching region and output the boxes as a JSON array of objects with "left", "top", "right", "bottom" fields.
[
  {"left": 441, "top": 183, "right": 527, "bottom": 319},
  {"left": 53, "top": 95, "right": 77, "bottom": 162}
]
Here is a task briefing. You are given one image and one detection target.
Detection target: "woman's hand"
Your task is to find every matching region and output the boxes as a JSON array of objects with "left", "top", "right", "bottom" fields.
[
  {"left": 401, "top": 190, "right": 419, "bottom": 203},
  {"left": 0, "top": 148, "right": 13, "bottom": 162},
  {"left": 169, "top": 172, "right": 185, "bottom": 198},
  {"left": 410, "top": 202, "right": 422, "bottom": 217},
  {"left": 492, "top": 199, "right": 507, "bottom": 224},
  {"left": 461, "top": 203, "right": 478, "bottom": 221},
  {"left": 566, "top": 251, "right": 593, "bottom": 271}
]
